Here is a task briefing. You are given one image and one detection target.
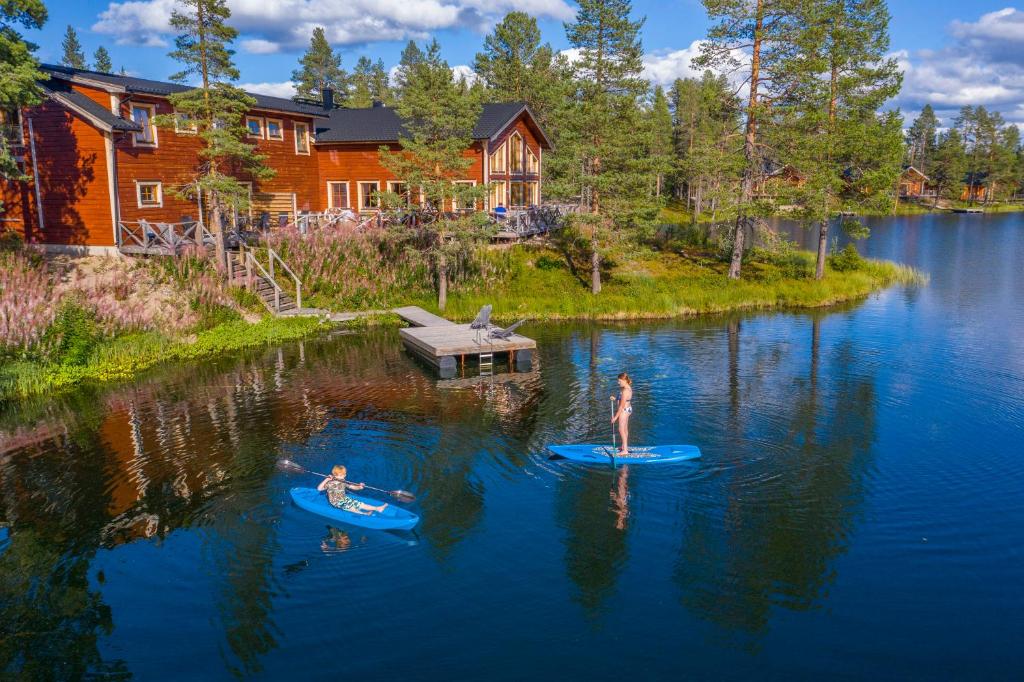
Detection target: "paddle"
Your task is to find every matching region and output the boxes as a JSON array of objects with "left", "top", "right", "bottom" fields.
[
  {"left": 606, "top": 396, "right": 618, "bottom": 465},
  {"left": 276, "top": 459, "right": 416, "bottom": 503}
]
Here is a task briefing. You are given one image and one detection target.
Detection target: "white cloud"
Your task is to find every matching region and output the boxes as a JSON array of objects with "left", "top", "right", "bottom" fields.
[
  {"left": 897, "top": 8, "right": 1024, "bottom": 126},
  {"left": 641, "top": 42, "right": 705, "bottom": 87},
  {"left": 451, "top": 64, "right": 477, "bottom": 84},
  {"left": 238, "top": 81, "right": 297, "bottom": 98},
  {"left": 93, "top": 0, "right": 575, "bottom": 51}
]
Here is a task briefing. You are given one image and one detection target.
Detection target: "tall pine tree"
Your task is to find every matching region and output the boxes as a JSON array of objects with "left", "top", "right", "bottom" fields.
[
  {"left": 60, "top": 25, "right": 86, "bottom": 69},
  {"left": 291, "top": 27, "right": 347, "bottom": 104},
  {"left": 473, "top": 12, "right": 571, "bottom": 132},
  {"left": 93, "top": 46, "right": 113, "bottom": 74},
  {"left": 0, "top": 0, "right": 47, "bottom": 183},
  {"left": 161, "top": 0, "right": 273, "bottom": 267},
  {"left": 378, "top": 40, "right": 483, "bottom": 310},
  {"left": 558, "top": 0, "right": 653, "bottom": 294},
  {"left": 648, "top": 85, "right": 673, "bottom": 200},
  {"left": 930, "top": 130, "right": 967, "bottom": 207},
  {"left": 349, "top": 56, "right": 392, "bottom": 107},
  {"left": 777, "top": 0, "right": 903, "bottom": 279},
  {"left": 906, "top": 104, "right": 938, "bottom": 172},
  {"left": 696, "top": 0, "right": 805, "bottom": 279}
]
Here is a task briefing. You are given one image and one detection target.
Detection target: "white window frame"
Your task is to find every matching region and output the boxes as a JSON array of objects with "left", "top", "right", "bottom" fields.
[
  {"left": 526, "top": 145, "right": 539, "bottom": 174},
  {"left": 452, "top": 180, "right": 478, "bottom": 211},
  {"left": 294, "top": 122, "right": 311, "bottom": 155},
  {"left": 489, "top": 141, "right": 507, "bottom": 173},
  {"left": 387, "top": 181, "right": 411, "bottom": 206},
  {"left": 357, "top": 181, "right": 381, "bottom": 211},
  {"left": 508, "top": 132, "right": 524, "bottom": 174},
  {"left": 265, "top": 118, "right": 284, "bottom": 141},
  {"left": 245, "top": 116, "right": 265, "bottom": 139},
  {"left": 135, "top": 180, "right": 163, "bottom": 208},
  {"left": 173, "top": 110, "right": 197, "bottom": 135},
  {"left": 132, "top": 103, "right": 158, "bottom": 147},
  {"left": 326, "top": 181, "right": 350, "bottom": 209},
  {"left": 490, "top": 180, "right": 507, "bottom": 210}
]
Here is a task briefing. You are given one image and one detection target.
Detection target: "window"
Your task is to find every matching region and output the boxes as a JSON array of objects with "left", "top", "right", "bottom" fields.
[
  {"left": 489, "top": 141, "right": 507, "bottom": 173},
  {"left": 327, "top": 181, "right": 349, "bottom": 209},
  {"left": 132, "top": 104, "right": 157, "bottom": 146},
  {"left": 246, "top": 117, "right": 264, "bottom": 138},
  {"left": 295, "top": 122, "right": 310, "bottom": 154},
  {"left": 509, "top": 181, "right": 537, "bottom": 208},
  {"left": 358, "top": 181, "right": 380, "bottom": 210},
  {"left": 173, "top": 111, "right": 197, "bottom": 135},
  {"left": 136, "top": 181, "right": 162, "bottom": 208},
  {"left": 526, "top": 146, "right": 539, "bottom": 174},
  {"left": 266, "top": 119, "right": 283, "bottom": 141},
  {"left": 452, "top": 180, "right": 477, "bottom": 211},
  {"left": 387, "top": 181, "right": 410, "bottom": 205},
  {"left": 490, "top": 181, "right": 506, "bottom": 209},
  {"left": 509, "top": 133, "right": 523, "bottom": 173}
]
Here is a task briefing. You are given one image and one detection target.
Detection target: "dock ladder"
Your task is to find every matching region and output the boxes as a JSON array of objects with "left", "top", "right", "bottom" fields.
[{"left": 478, "top": 351, "right": 494, "bottom": 376}]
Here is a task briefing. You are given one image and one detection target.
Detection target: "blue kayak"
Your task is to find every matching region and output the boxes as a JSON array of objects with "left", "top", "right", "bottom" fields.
[
  {"left": 289, "top": 488, "right": 420, "bottom": 530},
  {"left": 547, "top": 444, "right": 702, "bottom": 465}
]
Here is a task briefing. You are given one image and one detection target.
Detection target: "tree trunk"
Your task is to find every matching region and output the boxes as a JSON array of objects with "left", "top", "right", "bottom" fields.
[
  {"left": 437, "top": 252, "right": 448, "bottom": 311},
  {"left": 210, "top": 192, "right": 226, "bottom": 268},
  {"left": 693, "top": 182, "right": 703, "bottom": 225},
  {"left": 815, "top": 217, "right": 829, "bottom": 280},
  {"left": 590, "top": 235, "right": 601, "bottom": 295},
  {"left": 730, "top": 0, "right": 765, "bottom": 280}
]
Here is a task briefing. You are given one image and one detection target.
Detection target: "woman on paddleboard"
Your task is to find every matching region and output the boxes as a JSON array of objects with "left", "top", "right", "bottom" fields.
[
  {"left": 611, "top": 372, "right": 633, "bottom": 455},
  {"left": 318, "top": 465, "right": 388, "bottom": 515}
]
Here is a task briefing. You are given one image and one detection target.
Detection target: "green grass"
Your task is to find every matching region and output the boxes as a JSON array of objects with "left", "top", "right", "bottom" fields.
[
  {"left": 423, "top": 244, "right": 925, "bottom": 323},
  {"left": 1, "top": 315, "right": 329, "bottom": 401}
]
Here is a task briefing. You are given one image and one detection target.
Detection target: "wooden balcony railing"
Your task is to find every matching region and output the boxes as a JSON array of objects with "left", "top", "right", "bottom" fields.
[{"left": 116, "top": 219, "right": 214, "bottom": 255}]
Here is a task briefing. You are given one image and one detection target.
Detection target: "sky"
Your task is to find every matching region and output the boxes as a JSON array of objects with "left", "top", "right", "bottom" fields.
[{"left": 19, "top": 1, "right": 1024, "bottom": 127}]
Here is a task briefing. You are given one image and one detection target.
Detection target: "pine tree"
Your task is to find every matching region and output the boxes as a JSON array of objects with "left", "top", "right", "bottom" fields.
[
  {"left": 776, "top": 0, "right": 903, "bottom": 279},
  {"left": 93, "top": 46, "right": 113, "bottom": 74},
  {"left": 160, "top": 0, "right": 273, "bottom": 267},
  {"left": 473, "top": 12, "right": 570, "bottom": 131},
  {"left": 906, "top": 104, "right": 938, "bottom": 172},
  {"left": 930, "top": 130, "right": 967, "bottom": 207},
  {"left": 695, "top": 0, "right": 804, "bottom": 279},
  {"left": 0, "top": 0, "right": 47, "bottom": 182},
  {"left": 349, "top": 56, "right": 392, "bottom": 107},
  {"left": 559, "top": 0, "right": 653, "bottom": 294},
  {"left": 648, "top": 86, "right": 673, "bottom": 200},
  {"left": 291, "top": 27, "right": 347, "bottom": 104},
  {"left": 378, "top": 40, "right": 483, "bottom": 310},
  {"left": 393, "top": 41, "right": 425, "bottom": 101},
  {"left": 60, "top": 25, "right": 86, "bottom": 69}
]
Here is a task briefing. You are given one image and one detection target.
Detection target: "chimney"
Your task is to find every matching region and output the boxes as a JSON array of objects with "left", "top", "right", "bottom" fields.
[
  {"left": 321, "top": 87, "right": 334, "bottom": 111},
  {"left": 372, "top": 99, "right": 384, "bottom": 108}
]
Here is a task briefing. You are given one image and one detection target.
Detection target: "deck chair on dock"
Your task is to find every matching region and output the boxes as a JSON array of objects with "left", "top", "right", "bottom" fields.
[
  {"left": 470, "top": 304, "right": 493, "bottom": 343},
  {"left": 489, "top": 319, "right": 528, "bottom": 340}
]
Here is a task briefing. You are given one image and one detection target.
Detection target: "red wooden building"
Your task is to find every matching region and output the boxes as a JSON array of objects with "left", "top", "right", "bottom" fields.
[{"left": 0, "top": 65, "right": 551, "bottom": 254}]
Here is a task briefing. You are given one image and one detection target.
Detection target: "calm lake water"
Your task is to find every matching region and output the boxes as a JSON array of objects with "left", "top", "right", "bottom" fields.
[{"left": 2, "top": 214, "right": 1022, "bottom": 680}]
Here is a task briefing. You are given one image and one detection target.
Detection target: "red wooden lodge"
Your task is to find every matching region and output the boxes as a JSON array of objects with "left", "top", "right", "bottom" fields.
[{"left": 0, "top": 65, "right": 551, "bottom": 254}]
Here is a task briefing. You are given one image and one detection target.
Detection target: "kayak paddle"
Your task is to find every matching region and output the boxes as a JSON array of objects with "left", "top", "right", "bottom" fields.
[{"left": 276, "top": 459, "right": 417, "bottom": 503}]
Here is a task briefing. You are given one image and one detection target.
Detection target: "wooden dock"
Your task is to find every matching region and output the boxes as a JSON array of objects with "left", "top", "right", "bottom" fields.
[{"left": 394, "top": 306, "right": 535, "bottom": 378}]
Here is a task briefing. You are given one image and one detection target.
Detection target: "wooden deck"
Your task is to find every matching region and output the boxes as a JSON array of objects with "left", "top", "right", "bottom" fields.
[{"left": 394, "top": 306, "right": 534, "bottom": 378}]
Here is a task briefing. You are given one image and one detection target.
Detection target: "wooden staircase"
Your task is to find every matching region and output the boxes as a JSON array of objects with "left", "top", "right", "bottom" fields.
[{"left": 227, "top": 245, "right": 303, "bottom": 316}]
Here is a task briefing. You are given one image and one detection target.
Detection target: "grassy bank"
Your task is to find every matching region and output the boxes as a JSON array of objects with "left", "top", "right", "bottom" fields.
[
  {"left": 1, "top": 315, "right": 329, "bottom": 401},
  {"left": 662, "top": 200, "right": 1024, "bottom": 222},
  {"left": 428, "top": 243, "right": 924, "bottom": 322}
]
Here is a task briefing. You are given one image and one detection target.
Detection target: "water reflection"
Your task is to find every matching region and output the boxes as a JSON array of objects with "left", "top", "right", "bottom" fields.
[{"left": 2, "top": 214, "right": 1022, "bottom": 679}]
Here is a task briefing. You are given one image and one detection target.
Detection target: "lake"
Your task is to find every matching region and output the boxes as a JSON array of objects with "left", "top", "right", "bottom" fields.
[{"left": 1, "top": 213, "right": 1022, "bottom": 679}]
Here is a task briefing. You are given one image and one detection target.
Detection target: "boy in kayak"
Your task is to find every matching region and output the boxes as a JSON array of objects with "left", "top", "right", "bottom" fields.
[
  {"left": 611, "top": 372, "right": 633, "bottom": 455},
  {"left": 317, "top": 465, "right": 388, "bottom": 515}
]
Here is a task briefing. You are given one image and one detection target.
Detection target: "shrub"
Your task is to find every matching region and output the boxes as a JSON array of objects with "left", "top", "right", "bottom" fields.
[
  {"left": 828, "top": 243, "right": 866, "bottom": 272},
  {"left": 43, "top": 303, "right": 102, "bottom": 366}
]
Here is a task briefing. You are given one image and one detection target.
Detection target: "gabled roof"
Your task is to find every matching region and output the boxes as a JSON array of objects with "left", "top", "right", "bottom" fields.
[
  {"left": 316, "top": 102, "right": 552, "bottom": 147},
  {"left": 40, "top": 80, "right": 142, "bottom": 133},
  {"left": 902, "top": 165, "right": 930, "bottom": 181},
  {"left": 40, "top": 64, "right": 327, "bottom": 118}
]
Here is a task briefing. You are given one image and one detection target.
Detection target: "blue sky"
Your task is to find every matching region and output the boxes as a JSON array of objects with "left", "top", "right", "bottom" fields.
[{"left": 21, "top": 1, "right": 1024, "bottom": 125}]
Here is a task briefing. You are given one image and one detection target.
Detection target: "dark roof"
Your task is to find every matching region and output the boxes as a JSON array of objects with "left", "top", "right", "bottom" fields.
[
  {"left": 316, "top": 102, "right": 551, "bottom": 146},
  {"left": 40, "top": 80, "right": 142, "bottom": 132},
  {"left": 40, "top": 64, "right": 327, "bottom": 118}
]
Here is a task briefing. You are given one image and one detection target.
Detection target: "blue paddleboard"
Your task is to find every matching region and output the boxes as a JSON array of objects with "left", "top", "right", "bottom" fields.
[
  {"left": 547, "top": 444, "right": 701, "bottom": 464},
  {"left": 290, "top": 487, "right": 420, "bottom": 530}
]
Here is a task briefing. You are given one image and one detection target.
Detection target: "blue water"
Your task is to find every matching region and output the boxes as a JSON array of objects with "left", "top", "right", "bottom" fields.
[{"left": 1, "top": 214, "right": 1022, "bottom": 679}]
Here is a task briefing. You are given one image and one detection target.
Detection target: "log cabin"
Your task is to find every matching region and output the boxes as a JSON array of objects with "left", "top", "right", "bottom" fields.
[
  {"left": 898, "top": 166, "right": 933, "bottom": 199},
  {"left": 0, "top": 65, "right": 551, "bottom": 254}
]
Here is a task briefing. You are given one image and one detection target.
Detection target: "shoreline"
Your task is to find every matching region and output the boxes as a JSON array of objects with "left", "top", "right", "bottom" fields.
[{"left": 2, "top": 249, "right": 924, "bottom": 403}]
